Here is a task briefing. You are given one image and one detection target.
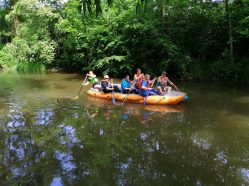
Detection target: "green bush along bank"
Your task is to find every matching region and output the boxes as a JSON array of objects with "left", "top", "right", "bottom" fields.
[{"left": 0, "top": 0, "right": 248, "bottom": 83}]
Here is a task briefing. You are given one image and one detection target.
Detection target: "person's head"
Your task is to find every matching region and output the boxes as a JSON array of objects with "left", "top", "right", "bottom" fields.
[
  {"left": 103, "top": 75, "right": 109, "bottom": 80},
  {"left": 88, "top": 71, "right": 96, "bottom": 77},
  {"left": 136, "top": 68, "right": 141, "bottom": 74},
  {"left": 161, "top": 71, "right": 167, "bottom": 77},
  {"left": 124, "top": 75, "right": 130, "bottom": 81},
  {"left": 144, "top": 74, "right": 150, "bottom": 80}
]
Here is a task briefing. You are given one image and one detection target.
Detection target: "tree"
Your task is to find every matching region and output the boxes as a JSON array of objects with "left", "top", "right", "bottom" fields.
[
  {"left": 0, "top": 0, "right": 59, "bottom": 68},
  {"left": 225, "top": 0, "right": 234, "bottom": 66}
]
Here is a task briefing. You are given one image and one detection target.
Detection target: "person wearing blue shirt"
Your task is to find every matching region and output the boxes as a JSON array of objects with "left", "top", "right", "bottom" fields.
[{"left": 121, "top": 75, "right": 137, "bottom": 94}]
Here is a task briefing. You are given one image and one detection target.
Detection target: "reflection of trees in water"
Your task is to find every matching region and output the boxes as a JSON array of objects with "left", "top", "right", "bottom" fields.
[{"left": 0, "top": 100, "right": 249, "bottom": 185}]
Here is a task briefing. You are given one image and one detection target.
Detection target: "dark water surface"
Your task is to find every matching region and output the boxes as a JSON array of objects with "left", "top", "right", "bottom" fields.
[{"left": 0, "top": 70, "right": 249, "bottom": 186}]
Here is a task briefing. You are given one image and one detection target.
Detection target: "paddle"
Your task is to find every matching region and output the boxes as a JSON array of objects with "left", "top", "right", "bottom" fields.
[
  {"left": 170, "top": 83, "right": 189, "bottom": 101},
  {"left": 111, "top": 79, "right": 116, "bottom": 105},
  {"left": 144, "top": 77, "right": 157, "bottom": 105},
  {"left": 174, "top": 87, "right": 189, "bottom": 101},
  {"left": 122, "top": 80, "right": 136, "bottom": 106},
  {"left": 72, "top": 75, "right": 88, "bottom": 100},
  {"left": 172, "top": 84, "right": 179, "bottom": 92},
  {"left": 165, "top": 84, "right": 189, "bottom": 101}
]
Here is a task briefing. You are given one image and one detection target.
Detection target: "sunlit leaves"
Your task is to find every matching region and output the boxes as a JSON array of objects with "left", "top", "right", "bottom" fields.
[{"left": 0, "top": 0, "right": 59, "bottom": 67}]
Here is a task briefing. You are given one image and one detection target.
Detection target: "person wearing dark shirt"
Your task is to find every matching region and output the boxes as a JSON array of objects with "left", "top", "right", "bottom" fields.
[{"left": 101, "top": 75, "right": 120, "bottom": 93}]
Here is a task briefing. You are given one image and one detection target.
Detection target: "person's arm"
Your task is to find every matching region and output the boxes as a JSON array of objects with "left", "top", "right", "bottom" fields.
[
  {"left": 125, "top": 81, "right": 131, "bottom": 90},
  {"left": 168, "top": 78, "right": 178, "bottom": 90},
  {"left": 141, "top": 81, "right": 152, "bottom": 90},
  {"left": 108, "top": 80, "right": 114, "bottom": 90},
  {"left": 122, "top": 81, "right": 131, "bottom": 90},
  {"left": 106, "top": 87, "right": 114, "bottom": 90},
  {"left": 83, "top": 81, "right": 89, "bottom": 86},
  {"left": 149, "top": 77, "right": 157, "bottom": 86},
  {"left": 141, "top": 86, "right": 151, "bottom": 90},
  {"left": 121, "top": 80, "right": 125, "bottom": 90},
  {"left": 168, "top": 78, "right": 174, "bottom": 85},
  {"left": 149, "top": 79, "right": 155, "bottom": 84},
  {"left": 134, "top": 74, "right": 138, "bottom": 81},
  {"left": 138, "top": 73, "right": 144, "bottom": 80}
]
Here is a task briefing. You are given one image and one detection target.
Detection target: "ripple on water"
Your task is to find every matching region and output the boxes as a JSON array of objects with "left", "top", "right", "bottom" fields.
[
  {"left": 50, "top": 177, "right": 63, "bottom": 186},
  {"left": 54, "top": 98, "right": 83, "bottom": 110},
  {"left": 239, "top": 168, "right": 249, "bottom": 184}
]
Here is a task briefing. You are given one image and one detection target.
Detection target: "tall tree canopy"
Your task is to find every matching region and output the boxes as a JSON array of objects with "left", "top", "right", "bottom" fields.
[{"left": 0, "top": 0, "right": 248, "bottom": 83}]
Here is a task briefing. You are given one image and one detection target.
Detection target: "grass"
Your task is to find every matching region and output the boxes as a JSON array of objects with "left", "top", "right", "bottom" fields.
[{"left": 16, "top": 62, "right": 46, "bottom": 73}]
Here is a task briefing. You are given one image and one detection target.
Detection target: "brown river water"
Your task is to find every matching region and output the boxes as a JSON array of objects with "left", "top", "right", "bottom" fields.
[{"left": 0, "top": 70, "right": 249, "bottom": 185}]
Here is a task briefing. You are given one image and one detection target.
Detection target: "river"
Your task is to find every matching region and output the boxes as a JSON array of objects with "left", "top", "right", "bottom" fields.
[{"left": 0, "top": 70, "right": 249, "bottom": 185}]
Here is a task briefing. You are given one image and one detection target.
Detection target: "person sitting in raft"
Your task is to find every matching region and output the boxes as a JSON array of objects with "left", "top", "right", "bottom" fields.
[
  {"left": 138, "top": 74, "right": 159, "bottom": 97},
  {"left": 101, "top": 75, "right": 120, "bottom": 93},
  {"left": 83, "top": 71, "right": 99, "bottom": 88},
  {"left": 133, "top": 68, "right": 144, "bottom": 90},
  {"left": 157, "top": 71, "right": 178, "bottom": 95},
  {"left": 121, "top": 75, "right": 137, "bottom": 94}
]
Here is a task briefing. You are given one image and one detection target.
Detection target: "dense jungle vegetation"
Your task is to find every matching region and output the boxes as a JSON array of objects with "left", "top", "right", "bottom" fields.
[{"left": 0, "top": 0, "right": 248, "bottom": 83}]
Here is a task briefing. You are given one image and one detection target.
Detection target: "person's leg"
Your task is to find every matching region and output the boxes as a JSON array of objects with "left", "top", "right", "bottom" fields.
[
  {"left": 149, "top": 89, "right": 159, "bottom": 96},
  {"left": 165, "top": 86, "right": 172, "bottom": 94},
  {"left": 130, "top": 89, "right": 137, "bottom": 94},
  {"left": 134, "top": 88, "right": 139, "bottom": 94},
  {"left": 113, "top": 85, "right": 121, "bottom": 93},
  {"left": 157, "top": 86, "right": 163, "bottom": 95},
  {"left": 94, "top": 83, "right": 102, "bottom": 91}
]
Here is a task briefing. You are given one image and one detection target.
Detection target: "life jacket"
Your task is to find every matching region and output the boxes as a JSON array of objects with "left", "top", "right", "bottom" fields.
[
  {"left": 138, "top": 79, "right": 150, "bottom": 89},
  {"left": 159, "top": 76, "right": 168, "bottom": 87},
  {"left": 101, "top": 80, "right": 110, "bottom": 90}
]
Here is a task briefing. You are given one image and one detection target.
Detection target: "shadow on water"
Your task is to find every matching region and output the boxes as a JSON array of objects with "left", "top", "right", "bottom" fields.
[{"left": 0, "top": 72, "right": 249, "bottom": 185}]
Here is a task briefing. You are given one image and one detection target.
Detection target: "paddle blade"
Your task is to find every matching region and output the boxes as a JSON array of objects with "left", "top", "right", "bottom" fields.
[
  {"left": 183, "top": 95, "right": 189, "bottom": 101},
  {"left": 144, "top": 90, "right": 150, "bottom": 105},
  {"left": 72, "top": 95, "right": 79, "bottom": 100},
  {"left": 112, "top": 92, "right": 116, "bottom": 104},
  {"left": 122, "top": 94, "right": 129, "bottom": 106},
  {"left": 144, "top": 97, "right": 147, "bottom": 105}
]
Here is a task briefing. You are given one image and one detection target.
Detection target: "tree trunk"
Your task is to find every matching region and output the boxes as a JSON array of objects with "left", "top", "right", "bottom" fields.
[{"left": 225, "top": 0, "right": 234, "bottom": 66}]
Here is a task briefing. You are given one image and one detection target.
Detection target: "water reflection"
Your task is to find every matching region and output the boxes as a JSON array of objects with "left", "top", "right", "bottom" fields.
[{"left": 0, "top": 72, "right": 249, "bottom": 185}]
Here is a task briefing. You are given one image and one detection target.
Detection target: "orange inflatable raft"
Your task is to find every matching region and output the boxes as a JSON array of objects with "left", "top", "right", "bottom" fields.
[{"left": 87, "top": 90, "right": 186, "bottom": 105}]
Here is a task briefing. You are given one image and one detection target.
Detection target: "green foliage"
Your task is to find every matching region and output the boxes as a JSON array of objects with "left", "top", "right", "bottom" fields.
[
  {"left": 0, "top": 47, "right": 16, "bottom": 68},
  {"left": 0, "top": 0, "right": 58, "bottom": 71},
  {"left": 56, "top": 1, "right": 134, "bottom": 75},
  {"left": 0, "top": 8, "right": 11, "bottom": 45},
  {"left": 93, "top": 55, "right": 126, "bottom": 75},
  {"left": 0, "top": 0, "right": 248, "bottom": 82},
  {"left": 16, "top": 62, "right": 46, "bottom": 73}
]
